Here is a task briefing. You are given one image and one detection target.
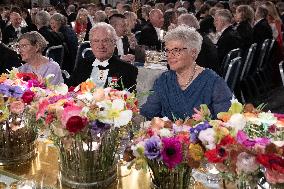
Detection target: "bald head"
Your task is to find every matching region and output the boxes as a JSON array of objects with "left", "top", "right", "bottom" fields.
[{"left": 149, "top": 9, "right": 164, "bottom": 28}]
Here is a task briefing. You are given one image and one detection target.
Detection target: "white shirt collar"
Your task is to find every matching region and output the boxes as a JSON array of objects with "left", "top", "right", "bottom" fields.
[{"left": 92, "top": 58, "right": 109, "bottom": 67}]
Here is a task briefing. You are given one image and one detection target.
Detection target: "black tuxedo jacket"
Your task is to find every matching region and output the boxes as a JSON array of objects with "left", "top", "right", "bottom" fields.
[
  {"left": 68, "top": 12, "right": 77, "bottom": 24},
  {"left": 236, "top": 21, "right": 253, "bottom": 53},
  {"left": 196, "top": 33, "right": 219, "bottom": 74},
  {"left": 68, "top": 55, "right": 138, "bottom": 92},
  {"left": 2, "top": 25, "right": 29, "bottom": 44},
  {"left": 38, "top": 26, "right": 65, "bottom": 50},
  {"left": 217, "top": 25, "right": 243, "bottom": 71},
  {"left": 253, "top": 19, "right": 273, "bottom": 45},
  {"left": 0, "top": 43, "right": 22, "bottom": 74},
  {"left": 139, "top": 22, "right": 161, "bottom": 50}
]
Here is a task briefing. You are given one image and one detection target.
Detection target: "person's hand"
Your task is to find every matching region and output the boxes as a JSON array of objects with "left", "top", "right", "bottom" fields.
[{"left": 121, "top": 54, "right": 135, "bottom": 63}]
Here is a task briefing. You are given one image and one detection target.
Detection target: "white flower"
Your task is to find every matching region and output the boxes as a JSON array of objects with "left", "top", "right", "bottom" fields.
[
  {"left": 131, "top": 141, "right": 145, "bottom": 157},
  {"left": 272, "top": 141, "right": 284, "bottom": 147},
  {"left": 198, "top": 128, "right": 216, "bottom": 150},
  {"left": 258, "top": 112, "right": 278, "bottom": 126},
  {"left": 225, "top": 113, "right": 246, "bottom": 131},
  {"left": 77, "top": 92, "right": 94, "bottom": 102},
  {"left": 97, "top": 99, "right": 133, "bottom": 127},
  {"left": 158, "top": 128, "right": 172, "bottom": 137},
  {"left": 81, "top": 107, "right": 90, "bottom": 116},
  {"left": 54, "top": 83, "right": 69, "bottom": 95}
]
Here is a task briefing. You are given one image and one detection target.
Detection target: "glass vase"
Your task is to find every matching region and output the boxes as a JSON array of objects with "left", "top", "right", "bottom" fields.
[
  {"left": 236, "top": 180, "right": 258, "bottom": 189},
  {"left": 148, "top": 160, "right": 192, "bottom": 189},
  {"left": 0, "top": 118, "right": 37, "bottom": 165},
  {"left": 58, "top": 127, "right": 120, "bottom": 189}
]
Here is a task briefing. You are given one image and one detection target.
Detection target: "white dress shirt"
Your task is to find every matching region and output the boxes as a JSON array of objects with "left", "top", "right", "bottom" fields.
[
  {"left": 116, "top": 37, "right": 124, "bottom": 56},
  {"left": 90, "top": 59, "right": 109, "bottom": 87}
]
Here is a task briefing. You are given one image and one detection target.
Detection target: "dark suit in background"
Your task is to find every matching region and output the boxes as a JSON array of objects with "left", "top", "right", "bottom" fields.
[
  {"left": 199, "top": 15, "right": 216, "bottom": 34},
  {"left": 67, "top": 12, "right": 77, "bottom": 24},
  {"left": 236, "top": 20, "right": 253, "bottom": 55},
  {"left": 252, "top": 18, "right": 273, "bottom": 45},
  {"left": 139, "top": 22, "right": 161, "bottom": 50},
  {"left": 58, "top": 25, "right": 79, "bottom": 74},
  {"left": 196, "top": 33, "right": 219, "bottom": 74},
  {"left": 0, "top": 43, "right": 21, "bottom": 74},
  {"left": 216, "top": 25, "right": 243, "bottom": 75},
  {"left": 68, "top": 55, "right": 138, "bottom": 92},
  {"left": 2, "top": 25, "right": 29, "bottom": 44}
]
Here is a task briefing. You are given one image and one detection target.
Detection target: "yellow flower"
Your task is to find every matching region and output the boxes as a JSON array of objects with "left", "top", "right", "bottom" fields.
[
  {"left": 0, "top": 106, "right": 9, "bottom": 123},
  {"left": 214, "top": 125, "right": 230, "bottom": 144},
  {"left": 189, "top": 143, "right": 204, "bottom": 161}
]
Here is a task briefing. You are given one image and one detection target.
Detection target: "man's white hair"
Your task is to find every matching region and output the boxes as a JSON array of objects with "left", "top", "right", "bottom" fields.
[
  {"left": 164, "top": 25, "right": 203, "bottom": 55},
  {"left": 89, "top": 22, "right": 118, "bottom": 42}
]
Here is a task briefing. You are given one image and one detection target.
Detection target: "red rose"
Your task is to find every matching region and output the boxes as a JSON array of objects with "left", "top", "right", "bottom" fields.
[
  {"left": 66, "top": 116, "right": 87, "bottom": 133},
  {"left": 68, "top": 86, "right": 75, "bottom": 92},
  {"left": 21, "top": 90, "right": 35, "bottom": 104},
  {"left": 16, "top": 73, "right": 38, "bottom": 81}
]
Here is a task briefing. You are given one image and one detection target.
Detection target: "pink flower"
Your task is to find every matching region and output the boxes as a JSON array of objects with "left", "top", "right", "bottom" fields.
[
  {"left": 61, "top": 105, "right": 82, "bottom": 127},
  {"left": 161, "top": 137, "right": 183, "bottom": 169},
  {"left": 237, "top": 131, "right": 270, "bottom": 148},
  {"left": 265, "top": 169, "right": 284, "bottom": 184},
  {"left": 36, "top": 99, "right": 49, "bottom": 120},
  {"left": 9, "top": 100, "right": 25, "bottom": 114}
]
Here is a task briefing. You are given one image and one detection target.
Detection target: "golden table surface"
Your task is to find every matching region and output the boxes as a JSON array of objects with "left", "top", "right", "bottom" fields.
[{"left": 0, "top": 142, "right": 215, "bottom": 189}]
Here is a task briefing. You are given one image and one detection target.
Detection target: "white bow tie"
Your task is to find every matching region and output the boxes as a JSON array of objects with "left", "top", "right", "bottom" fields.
[{"left": 92, "top": 59, "right": 109, "bottom": 67}]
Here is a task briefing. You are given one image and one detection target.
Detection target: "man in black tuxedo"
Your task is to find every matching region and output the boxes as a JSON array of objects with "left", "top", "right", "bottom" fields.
[
  {"left": 68, "top": 22, "right": 138, "bottom": 92},
  {"left": 2, "top": 12, "right": 29, "bottom": 45},
  {"left": 215, "top": 9, "right": 243, "bottom": 75},
  {"left": 139, "top": 9, "right": 164, "bottom": 51},
  {"left": 0, "top": 42, "right": 21, "bottom": 74},
  {"left": 253, "top": 6, "right": 273, "bottom": 45},
  {"left": 67, "top": 4, "right": 77, "bottom": 24},
  {"left": 109, "top": 14, "right": 135, "bottom": 63}
]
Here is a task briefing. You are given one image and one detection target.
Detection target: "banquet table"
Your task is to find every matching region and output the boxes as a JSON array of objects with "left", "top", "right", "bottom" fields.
[{"left": 0, "top": 141, "right": 217, "bottom": 189}]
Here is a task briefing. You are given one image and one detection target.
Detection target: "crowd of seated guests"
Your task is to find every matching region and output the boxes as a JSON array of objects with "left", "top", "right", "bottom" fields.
[{"left": 0, "top": 0, "right": 284, "bottom": 119}]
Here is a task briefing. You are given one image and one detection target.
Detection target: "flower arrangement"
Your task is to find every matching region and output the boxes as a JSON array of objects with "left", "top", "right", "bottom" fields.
[
  {"left": 0, "top": 69, "right": 51, "bottom": 164},
  {"left": 126, "top": 100, "right": 284, "bottom": 189},
  {"left": 125, "top": 115, "right": 208, "bottom": 189},
  {"left": 202, "top": 100, "right": 284, "bottom": 188},
  {"left": 35, "top": 79, "right": 138, "bottom": 188}
]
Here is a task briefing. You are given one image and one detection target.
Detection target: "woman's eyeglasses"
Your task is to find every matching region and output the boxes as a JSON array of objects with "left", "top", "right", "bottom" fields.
[{"left": 165, "top": 47, "right": 188, "bottom": 56}]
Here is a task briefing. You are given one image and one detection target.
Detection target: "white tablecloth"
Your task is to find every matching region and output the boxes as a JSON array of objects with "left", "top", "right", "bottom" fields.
[{"left": 137, "top": 65, "right": 167, "bottom": 106}]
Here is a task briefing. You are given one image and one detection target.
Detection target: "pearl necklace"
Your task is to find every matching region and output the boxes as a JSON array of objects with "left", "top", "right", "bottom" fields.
[{"left": 178, "top": 64, "right": 198, "bottom": 88}]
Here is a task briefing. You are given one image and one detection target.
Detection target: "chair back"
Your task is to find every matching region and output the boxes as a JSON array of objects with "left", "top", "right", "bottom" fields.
[
  {"left": 256, "top": 39, "right": 270, "bottom": 70},
  {"left": 82, "top": 48, "right": 93, "bottom": 59},
  {"left": 73, "top": 41, "right": 90, "bottom": 72},
  {"left": 240, "top": 43, "right": 257, "bottom": 81},
  {"left": 225, "top": 57, "right": 242, "bottom": 91},
  {"left": 45, "top": 45, "right": 64, "bottom": 67},
  {"left": 262, "top": 39, "right": 275, "bottom": 69},
  {"left": 279, "top": 61, "right": 284, "bottom": 86},
  {"left": 221, "top": 48, "right": 241, "bottom": 76},
  {"left": 135, "top": 31, "right": 141, "bottom": 43}
]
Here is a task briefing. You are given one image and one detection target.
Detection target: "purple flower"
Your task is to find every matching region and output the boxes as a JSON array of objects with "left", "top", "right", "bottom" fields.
[
  {"left": 161, "top": 137, "right": 183, "bottom": 169},
  {"left": 0, "top": 84, "right": 23, "bottom": 98},
  {"left": 90, "top": 120, "right": 111, "bottom": 135},
  {"left": 190, "top": 122, "right": 212, "bottom": 142},
  {"left": 144, "top": 136, "right": 161, "bottom": 160},
  {"left": 237, "top": 131, "right": 270, "bottom": 148}
]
